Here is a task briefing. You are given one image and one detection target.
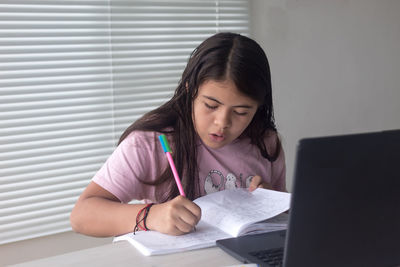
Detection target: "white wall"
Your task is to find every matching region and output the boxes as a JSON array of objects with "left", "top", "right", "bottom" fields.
[{"left": 250, "top": 0, "right": 400, "bottom": 190}]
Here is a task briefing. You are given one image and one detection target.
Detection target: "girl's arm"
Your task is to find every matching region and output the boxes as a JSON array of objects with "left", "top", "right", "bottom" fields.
[{"left": 70, "top": 181, "right": 201, "bottom": 237}]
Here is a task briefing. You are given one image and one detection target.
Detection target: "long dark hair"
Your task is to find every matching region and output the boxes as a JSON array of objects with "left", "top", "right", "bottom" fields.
[{"left": 119, "top": 32, "right": 280, "bottom": 201}]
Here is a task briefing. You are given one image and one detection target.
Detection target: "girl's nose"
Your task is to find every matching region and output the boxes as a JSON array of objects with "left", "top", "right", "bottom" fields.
[{"left": 214, "top": 110, "right": 231, "bottom": 129}]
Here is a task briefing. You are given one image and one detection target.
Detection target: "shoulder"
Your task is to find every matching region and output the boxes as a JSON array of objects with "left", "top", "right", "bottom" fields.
[
  {"left": 116, "top": 130, "right": 170, "bottom": 180},
  {"left": 124, "top": 130, "right": 159, "bottom": 145},
  {"left": 123, "top": 128, "right": 175, "bottom": 146},
  {"left": 109, "top": 131, "right": 163, "bottom": 167},
  {"left": 120, "top": 130, "right": 175, "bottom": 162}
]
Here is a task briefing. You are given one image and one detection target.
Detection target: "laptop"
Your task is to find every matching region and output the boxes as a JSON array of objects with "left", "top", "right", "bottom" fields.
[{"left": 217, "top": 129, "right": 400, "bottom": 267}]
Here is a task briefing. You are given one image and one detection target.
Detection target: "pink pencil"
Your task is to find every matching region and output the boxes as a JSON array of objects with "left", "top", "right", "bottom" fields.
[{"left": 159, "top": 135, "right": 186, "bottom": 197}]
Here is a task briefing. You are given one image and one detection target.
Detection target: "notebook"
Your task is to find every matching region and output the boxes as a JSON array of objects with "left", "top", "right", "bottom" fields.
[{"left": 217, "top": 129, "right": 400, "bottom": 267}]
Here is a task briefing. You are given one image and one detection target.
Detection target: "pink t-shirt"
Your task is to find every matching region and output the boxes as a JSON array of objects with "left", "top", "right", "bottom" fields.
[{"left": 93, "top": 130, "right": 286, "bottom": 203}]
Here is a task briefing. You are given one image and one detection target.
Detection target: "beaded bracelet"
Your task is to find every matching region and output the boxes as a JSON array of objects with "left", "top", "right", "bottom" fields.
[{"left": 133, "top": 203, "right": 154, "bottom": 234}]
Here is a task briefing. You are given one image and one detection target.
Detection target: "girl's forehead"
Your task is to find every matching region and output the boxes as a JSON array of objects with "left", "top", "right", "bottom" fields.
[
  {"left": 197, "top": 80, "right": 258, "bottom": 106},
  {"left": 199, "top": 79, "right": 237, "bottom": 91}
]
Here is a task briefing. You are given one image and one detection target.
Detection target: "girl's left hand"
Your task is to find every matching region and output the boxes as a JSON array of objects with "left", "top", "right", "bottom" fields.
[{"left": 248, "top": 175, "right": 273, "bottom": 192}]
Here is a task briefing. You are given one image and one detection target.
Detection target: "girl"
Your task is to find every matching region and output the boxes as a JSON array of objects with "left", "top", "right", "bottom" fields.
[{"left": 70, "top": 32, "right": 286, "bottom": 237}]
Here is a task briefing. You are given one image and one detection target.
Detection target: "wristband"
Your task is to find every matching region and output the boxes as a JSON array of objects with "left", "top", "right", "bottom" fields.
[{"left": 134, "top": 203, "right": 154, "bottom": 234}]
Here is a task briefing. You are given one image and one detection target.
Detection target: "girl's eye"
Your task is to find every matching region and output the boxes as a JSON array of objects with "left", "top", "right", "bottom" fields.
[
  {"left": 205, "top": 103, "right": 218, "bottom": 110},
  {"left": 234, "top": 111, "right": 248, "bottom": 116}
]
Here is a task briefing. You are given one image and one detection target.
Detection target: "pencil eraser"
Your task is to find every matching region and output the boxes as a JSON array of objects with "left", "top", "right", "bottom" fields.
[{"left": 159, "top": 134, "right": 172, "bottom": 153}]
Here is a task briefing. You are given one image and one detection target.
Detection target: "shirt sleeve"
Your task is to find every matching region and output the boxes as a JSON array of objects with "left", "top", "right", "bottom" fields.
[{"left": 92, "top": 131, "right": 168, "bottom": 203}]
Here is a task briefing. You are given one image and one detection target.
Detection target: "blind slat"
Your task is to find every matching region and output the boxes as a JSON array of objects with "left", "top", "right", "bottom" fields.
[
  {"left": 0, "top": 196, "right": 77, "bottom": 217},
  {"left": 0, "top": 188, "right": 85, "bottom": 210},
  {"left": 0, "top": 205, "right": 73, "bottom": 226},
  {"left": 1, "top": 164, "right": 103, "bottom": 185}
]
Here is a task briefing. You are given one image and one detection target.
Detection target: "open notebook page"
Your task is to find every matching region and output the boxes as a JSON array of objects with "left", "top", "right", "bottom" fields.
[{"left": 194, "top": 188, "right": 290, "bottom": 237}]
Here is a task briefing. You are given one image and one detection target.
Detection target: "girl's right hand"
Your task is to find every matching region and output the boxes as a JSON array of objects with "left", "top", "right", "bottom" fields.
[{"left": 146, "top": 195, "right": 201, "bottom": 235}]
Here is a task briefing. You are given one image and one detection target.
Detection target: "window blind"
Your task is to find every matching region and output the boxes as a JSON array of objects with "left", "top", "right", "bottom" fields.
[{"left": 0, "top": 0, "right": 249, "bottom": 245}]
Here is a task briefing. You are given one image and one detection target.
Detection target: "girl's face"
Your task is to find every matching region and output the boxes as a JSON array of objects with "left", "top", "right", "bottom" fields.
[{"left": 192, "top": 79, "right": 259, "bottom": 149}]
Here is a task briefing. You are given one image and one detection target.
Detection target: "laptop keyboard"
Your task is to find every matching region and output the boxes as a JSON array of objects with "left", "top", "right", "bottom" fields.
[{"left": 249, "top": 247, "right": 284, "bottom": 267}]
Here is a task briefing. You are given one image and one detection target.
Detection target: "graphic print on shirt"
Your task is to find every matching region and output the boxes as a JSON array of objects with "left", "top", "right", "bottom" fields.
[
  {"left": 204, "top": 170, "right": 255, "bottom": 194},
  {"left": 225, "top": 173, "right": 237, "bottom": 190},
  {"left": 243, "top": 174, "right": 254, "bottom": 188},
  {"left": 204, "top": 170, "right": 224, "bottom": 194}
]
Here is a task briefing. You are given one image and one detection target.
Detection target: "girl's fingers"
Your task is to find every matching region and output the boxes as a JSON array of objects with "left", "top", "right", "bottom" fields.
[
  {"left": 175, "top": 197, "right": 201, "bottom": 233},
  {"left": 167, "top": 207, "right": 199, "bottom": 235},
  {"left": 174, "top": 216, "right": 197, "bottom": 234},
  {"left": 147, "top": 195, "right": 201, "bottom": 235},
  {"left": 248, "top": 175, "right": 262, "bottom": 192},
  {"left": 248, "top": 175, "right": 273, "bottom": 191}
]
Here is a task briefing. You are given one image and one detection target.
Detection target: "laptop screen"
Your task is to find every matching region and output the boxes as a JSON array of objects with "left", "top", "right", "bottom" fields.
[
  {"left": 217, "top": 130, "right": 400, "bottom": 267},
  {"left": 283, "top": 129, "right": 400, "bottom": 267}
]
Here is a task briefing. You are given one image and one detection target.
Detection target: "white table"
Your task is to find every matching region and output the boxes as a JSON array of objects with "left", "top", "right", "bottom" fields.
[{"left": 9, "top": 241, "right": 242, "bottom": 267}]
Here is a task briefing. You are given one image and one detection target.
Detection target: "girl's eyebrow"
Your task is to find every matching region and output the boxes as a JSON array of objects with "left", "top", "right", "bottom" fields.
[{"left": 202, "top": 95, "right": 254, "bottom": 108}]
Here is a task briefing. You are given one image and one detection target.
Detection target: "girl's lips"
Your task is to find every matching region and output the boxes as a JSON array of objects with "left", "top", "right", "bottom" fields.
[{"left": 209, "top": 133, "right": 225, "bottom": 142}]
